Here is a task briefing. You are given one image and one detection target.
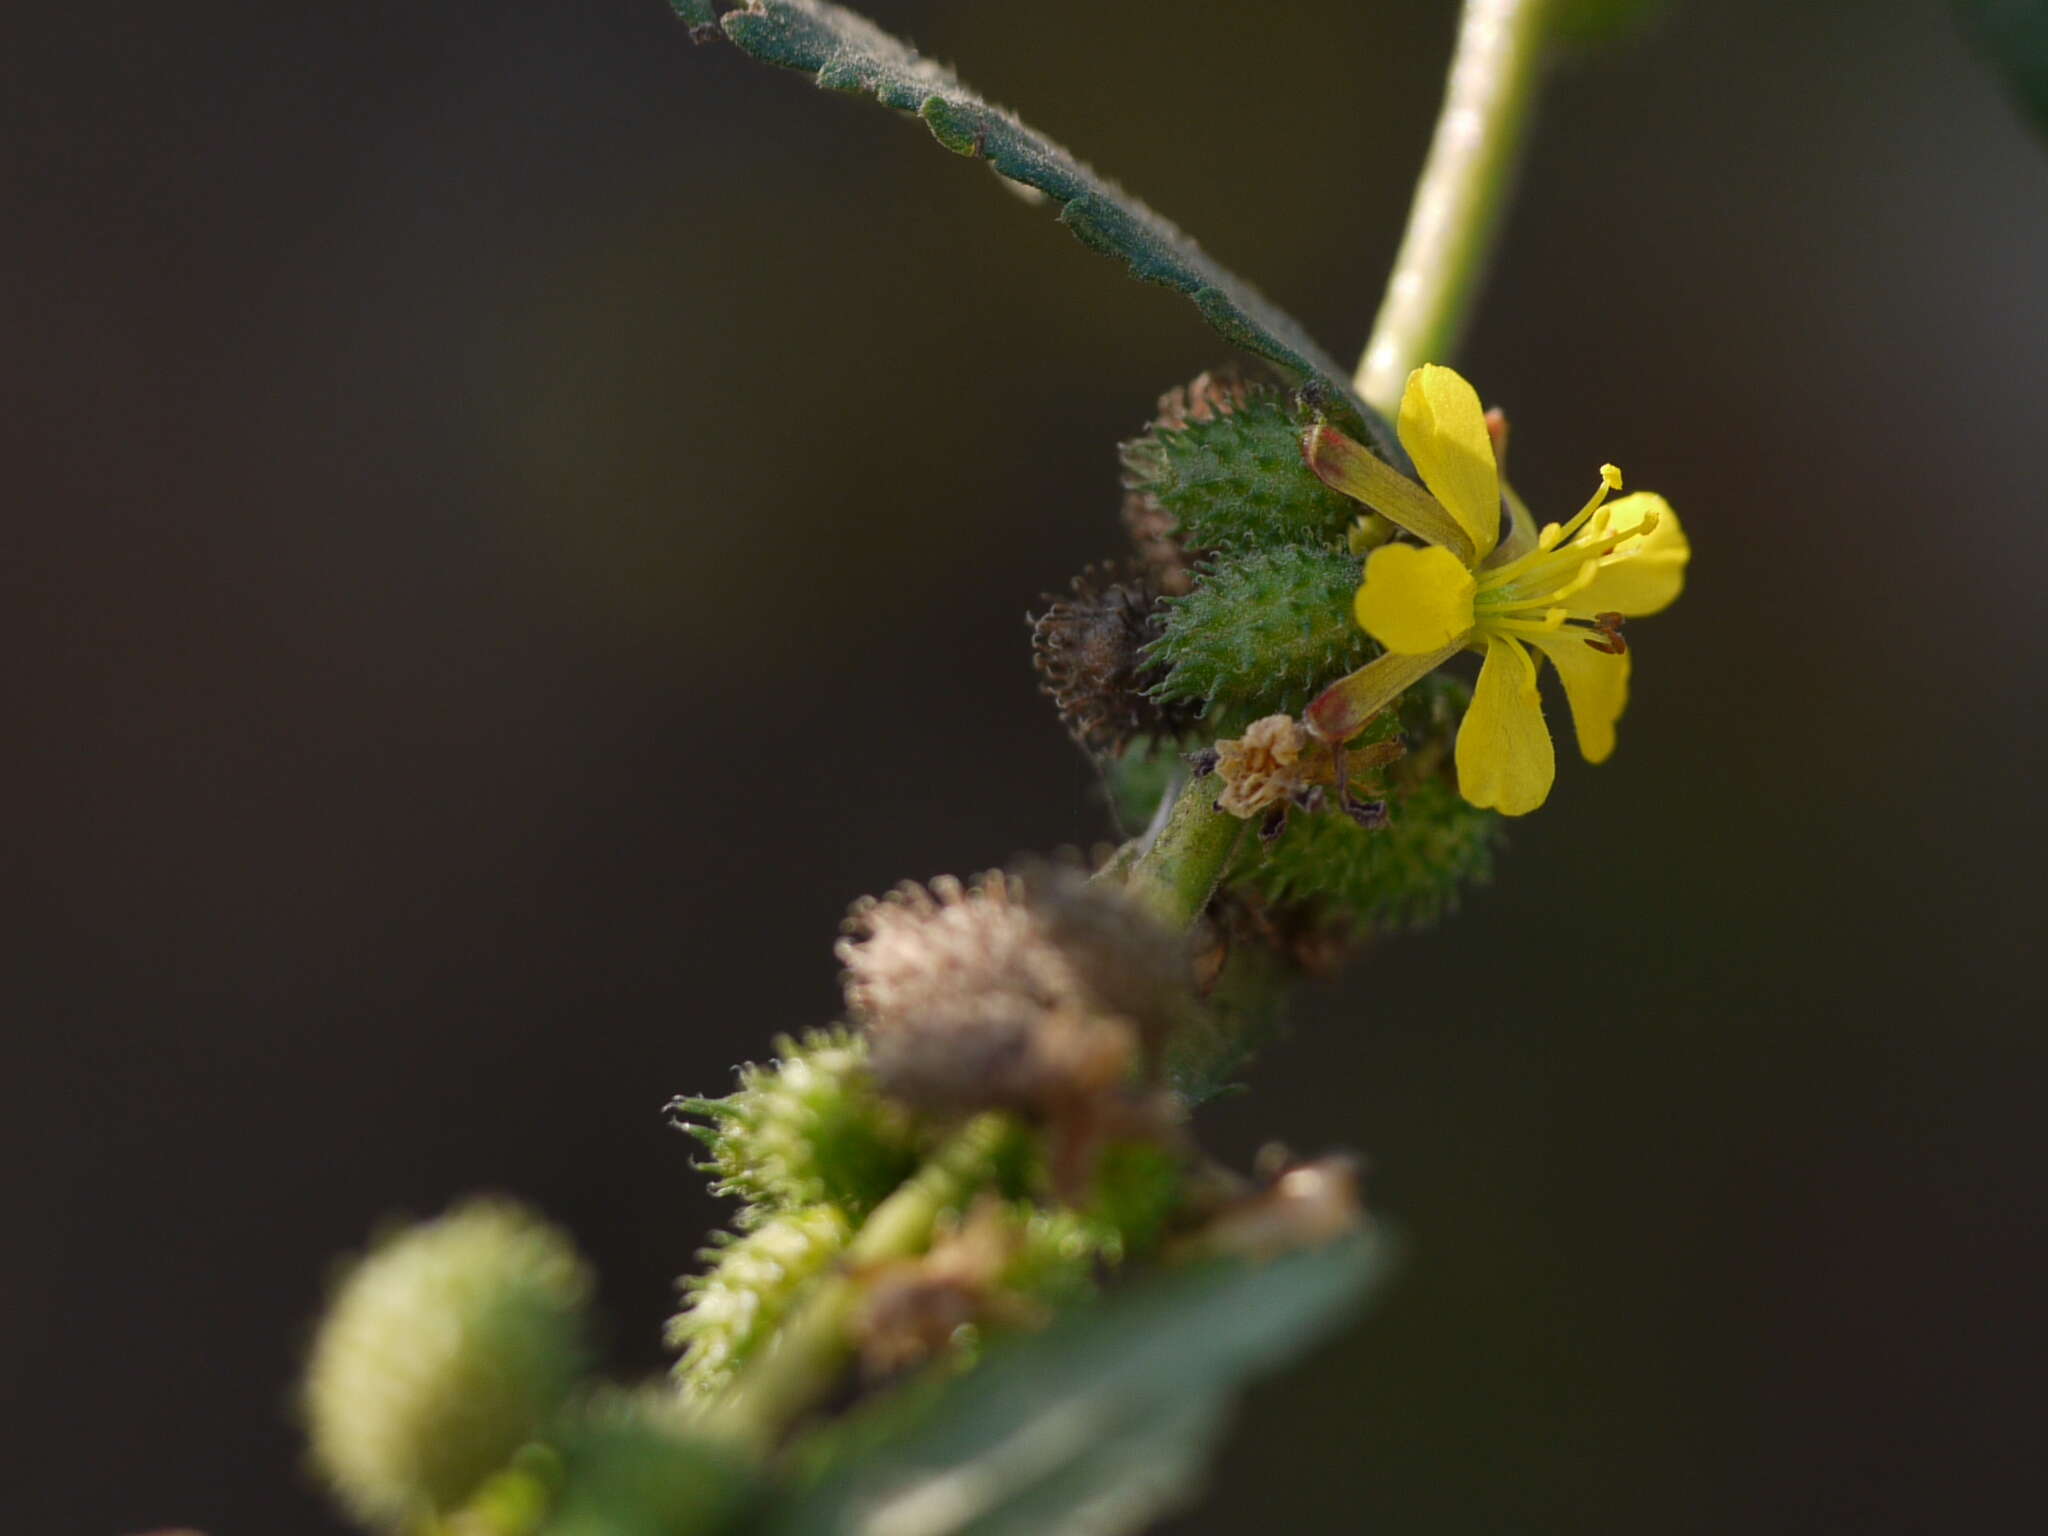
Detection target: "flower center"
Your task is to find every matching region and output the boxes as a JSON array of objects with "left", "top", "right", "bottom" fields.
[{"left": 1468, "top": 464, "right": 1653, "bottom": 650}]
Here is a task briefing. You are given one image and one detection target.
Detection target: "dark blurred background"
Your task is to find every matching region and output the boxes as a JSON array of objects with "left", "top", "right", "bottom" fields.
[{"left": 7, "top": 0, "right": 2045, "bottom": 1530}]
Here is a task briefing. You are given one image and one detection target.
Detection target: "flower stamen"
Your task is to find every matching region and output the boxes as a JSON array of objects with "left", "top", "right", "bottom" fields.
[{"left": 1583, "top": 612, "right": 1628, "bottom": 655}]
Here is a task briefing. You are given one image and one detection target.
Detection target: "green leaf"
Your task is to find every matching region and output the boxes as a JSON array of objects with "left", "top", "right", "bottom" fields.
[
  {"left": 1120, "top": 388, "right": 1359, "bottom": 555},
  {"left": 767, "top": 1233, "right": 1395, "bottom": 1536},
  {"left": 698, "top": 1, "right": 1394, "bottom": 452},
  {"left": 1958, "top": 0, "right": 2048, "bottom": 136}
]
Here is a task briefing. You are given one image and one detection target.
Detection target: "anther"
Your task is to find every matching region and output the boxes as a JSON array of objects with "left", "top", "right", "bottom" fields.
[{"left": 1583, "top": 611, "right": 1628, "bottom": 655}]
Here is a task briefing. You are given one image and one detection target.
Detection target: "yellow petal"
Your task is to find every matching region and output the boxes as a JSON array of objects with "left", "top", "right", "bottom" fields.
[
  {"left": 1576, "top": 493, "right": 1689, "bottom": 617},
  {"left": 1397, "top": 365, "right": 1500, "bottom": 562},
  {"left": 1304, "top": 424, "right": 1477, "bottom": 565},
  {"left": 1304, "top": 642, "right": 1462, "bottom": 743},
  {"left": 1455, "top": 637, "right": 1555, "bottom": 815},
  {"left": 1355, "top": 543, "right": 1477, "bottom": 654},
  {"left": 1528, "top": 631, "right": 1631, "bottom": 764}
]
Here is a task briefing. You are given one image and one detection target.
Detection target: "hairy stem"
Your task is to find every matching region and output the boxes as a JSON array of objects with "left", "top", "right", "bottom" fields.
[
  {"left": 1118, "top": 778, "right": 1246, "bottom": 932},
  {"left": 1354, "top": 0, "right": 1553, "bottom": 412},
  {"left": 708, "top": 1114, "right": 1018, "bottom": 1452}
]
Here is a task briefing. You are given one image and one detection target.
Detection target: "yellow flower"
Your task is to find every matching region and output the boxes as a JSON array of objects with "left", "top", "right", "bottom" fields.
[{"left": 1301, "top": 364, "right": 1689, "bottom": 816}]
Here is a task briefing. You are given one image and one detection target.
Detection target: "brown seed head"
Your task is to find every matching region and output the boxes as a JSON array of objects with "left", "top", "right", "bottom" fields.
[
  {"left": 836, "top": 865, "right": 1194, "bottom": 1124},
  {"left": 1028, "top": 566, "right": 1191, "bottom": 755}
]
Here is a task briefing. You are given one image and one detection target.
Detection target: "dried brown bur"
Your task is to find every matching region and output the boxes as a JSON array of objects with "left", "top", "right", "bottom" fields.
[
  {"left": 837, "top": 864, "right": 1195, "bottom": 1197},
  {"left": 850, "top": 1195, "right": 1048, "bottom": 1378},
  {"left": 1028, "top": 565, "right": 1191, "bottom": 756},
  {"left": 1180, "top": 1155, "right": 1365, "bottom": 1262}
]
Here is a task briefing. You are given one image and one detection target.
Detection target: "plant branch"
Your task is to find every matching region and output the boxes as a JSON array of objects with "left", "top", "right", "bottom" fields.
[
  {"left": 1354, "top": 0, "right": 1553, "bottom": 412},
  {"left": 1116, "top": 777, "right": 1246, "bottom": 932}
]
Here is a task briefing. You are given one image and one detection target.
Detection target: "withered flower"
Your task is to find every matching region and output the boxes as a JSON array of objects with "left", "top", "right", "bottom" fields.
[
  {"left": 1208, "top": 714, "right": 1405, "bottom": 831},
  {"left": 1213, "top": 714, "right": 1311, "bottom": 818}
]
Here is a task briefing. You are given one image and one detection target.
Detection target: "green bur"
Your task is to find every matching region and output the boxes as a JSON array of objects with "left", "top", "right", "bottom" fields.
[
  {"left": 670, "top": 1028, "right": 925, "bottom": 1230},
  {"left": 1122, "top": 387, "right": 1390, "bottom": 727},
  {"left": 669, "top": 1207, "right": 852, "bottom": 1401},
  {"left": 1235, "top": 679, "right": 1502, "bottom": 934},
  {"left": 1120, "top": 388, "right": 1360, "bottom": 554},
  {"left": 1148, "top": 546, "right": 1373, "bottom": 727},
  {"left": 301, "top": 1202, "right": 595, "bottom": 1528}
]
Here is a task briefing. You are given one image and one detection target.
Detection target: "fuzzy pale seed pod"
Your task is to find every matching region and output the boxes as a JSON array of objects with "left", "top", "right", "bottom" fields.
[
  {"left": 1028, "top": 565, "right": 1195, "bottom": 755},
  {"left": 302, "top": 1201, "right": 594, "bottom": 1530},
  {"left": 837, "top": 864, "right": 1193, "bottom": 1123},
  {"left": 667, "top": 1204, "right": 851, "bottom": 1402}
]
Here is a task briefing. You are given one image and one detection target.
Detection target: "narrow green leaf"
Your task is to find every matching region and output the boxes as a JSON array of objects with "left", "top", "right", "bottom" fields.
[
  {"left": 1958, "top": 0, "right": 2048, "bottom": 136},
  {"left": 767, "top": 1232, "right": 1395, "bottom": 1536},
  {"left": 698, "top": 1, "right": 1394, "bottom": 452}
]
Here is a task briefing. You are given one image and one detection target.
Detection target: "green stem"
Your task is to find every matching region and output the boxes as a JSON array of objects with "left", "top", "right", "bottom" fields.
[
  {"left": 1354, "top": 0, "right": 1553, "bottom": 412},
  {"left": 1117, "top": 777, "right": 1246, "bottom": 932},
  {"left": 707, "top": 1114, "right": 1017, "bottom": 1451}
]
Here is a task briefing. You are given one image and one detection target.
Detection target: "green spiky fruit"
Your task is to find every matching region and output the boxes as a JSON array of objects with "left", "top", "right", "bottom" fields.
[
  {"left": 1147, "top": 546, "right": 1374, "bottom": 725},
  {"left": 670, "top": 1029, "right": 925, "bottom": 1229},
  {"left": 302, "top": 1201, "right": 594, "bottom": 1529},
  {"left": 668, "top": 1205, "right": 851, "bottom": 1401},
  {"left": 1238, "top": 774, "right": 1502, "bottom": 933},
  {"left": 1120, "top": 387, "right": 1357, "bottom": 555}
]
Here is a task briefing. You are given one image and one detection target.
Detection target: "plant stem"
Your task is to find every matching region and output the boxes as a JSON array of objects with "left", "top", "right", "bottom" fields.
[
  {"left": 708, "top": 1114, "right": 1018, "bottom": 1452},
  {"left": 1117, "top": 778, "right": 1246, "bottom": 932},
  {"left": 1354, "top": 0, "right": 1553, "bottom": 413}
]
